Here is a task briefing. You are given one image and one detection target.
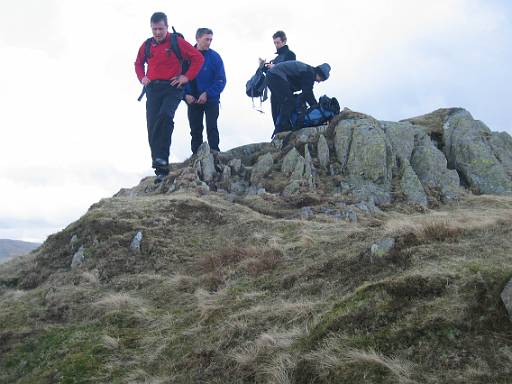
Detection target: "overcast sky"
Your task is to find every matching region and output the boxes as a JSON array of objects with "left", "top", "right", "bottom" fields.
[{"left": 0, "top": 0, "right": 511, "bottom": 242}]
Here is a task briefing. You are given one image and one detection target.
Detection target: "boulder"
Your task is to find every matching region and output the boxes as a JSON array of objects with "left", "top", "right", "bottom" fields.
[
  {"left": 250, "top": 152, "right": 274, "bottom": 184},
  {"left": 442, "top": 110, "right": 512, "bottom": 194}
]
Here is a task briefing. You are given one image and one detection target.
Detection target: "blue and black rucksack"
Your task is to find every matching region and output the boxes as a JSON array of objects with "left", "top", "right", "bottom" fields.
[
  {"left": 246, "top": 66, "right": 268, "bottom": 103},
  {"left": 277, "top": 95, "right": 340, "bottom": 130}
]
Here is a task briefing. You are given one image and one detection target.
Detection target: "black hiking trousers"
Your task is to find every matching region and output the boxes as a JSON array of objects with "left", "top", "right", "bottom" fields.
[
  {"left": 267, "top": 73, "right": 294, "bottom": 136},
  {"left": 145, "top": 81, "right": 184, "bottom": 175},
  {"left": 187, "top": 101, "right": 220, "bottom": 154}
]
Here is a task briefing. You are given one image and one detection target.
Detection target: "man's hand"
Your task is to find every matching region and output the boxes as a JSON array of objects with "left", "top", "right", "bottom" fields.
[
  {"left": 197, "top": 92, "right": 208, "bottom": 104},
  {"left": 265, "top": 63, "right": 274, "bottom": 70},
  {"left": 185, "top": 95, "right": 196, "bottom": 104},
  {"left": 171, "top": 75, "right": 189, "bottom": 88},
  {"left": 141, "top": 76, "right": 151, "bottom": 86}
]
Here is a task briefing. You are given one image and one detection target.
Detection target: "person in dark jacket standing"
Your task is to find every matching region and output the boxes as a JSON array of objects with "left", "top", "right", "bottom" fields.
[
  {"left": 259, "top": 31, "right": 296, "bottom": 125},
  {"left": 135, "top": 12, "right": 204, "bottom": 183},
  {"left": 184, "top": 28, "right": 226, "bottom": 154},
  {"left": 267, "top": 61, "right": 331, "bottom": 137}
]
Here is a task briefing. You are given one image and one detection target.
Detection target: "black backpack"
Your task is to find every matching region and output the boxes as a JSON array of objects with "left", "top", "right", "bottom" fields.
[
  {"left": 137, "top": 27, "right": 190, "bottom": 101},
  {"left": 246, "top": 66, "right": 268, "bottom": 102}
]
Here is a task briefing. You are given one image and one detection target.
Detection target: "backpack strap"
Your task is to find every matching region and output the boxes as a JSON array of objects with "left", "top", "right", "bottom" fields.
[
  {"left": 170, "top": 27, "right": 186, "bottom": 74},
  {"left": 143, "top": 38, "right": 152, "bottom": 63}
]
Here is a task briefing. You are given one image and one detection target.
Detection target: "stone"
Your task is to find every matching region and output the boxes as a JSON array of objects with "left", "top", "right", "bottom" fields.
[
  {"left": 304, "top": 145, "right": 316, "bottom": 188},
  {"left": 381, "top": 121, "right": 419, "bottom": 162},
  {"left": 71, "top": 245, "right": 85, "bottom": 269},
  {"left": 300, "top": 207, "right": 313, "bottom": 220},
  {"left": 500, "top": 278, "right": 512, "bottom": 320},
  {"left": 334, "top": 117, "right": 392, "bottom": 186},
  {"left": 410, "top": 135, "right": 460, "bottom": 201},
  {"left": 400, "top": 160, "right": 428, "bottom": 206},
  {"left": 282, "top": 180, "right": 302, "bottom": 197},
  {"left": 130, "top": 231, "right": 143, "bottom": 252},
  {"left": 70, "top": 234, "right": 79, "bottom": 250},
  {"left": 442, "top": 110, "right": 512, "bottom": 194},
  {"left": 282, "top": 147, "right": 301, "bottom": 175},
  {"left": 291, "top": 155, "right": 306, "bottom": 181},
  {"left": 228, "top": 158, "right": 242, "bottom": 174},
  {"left": 222, "top": 165, "right": 232, "bottom": 189},
  {"left": 317, "top": 134, "right": 330, "bottom": 170},
  {"left": 195, "top": 142, "right": 217, "bottom": 183},
  {"left": 250, "top": 152, "right": 274, "bottom": 184},
  {"left": 370, "top": 238, "right": 395, "bottom": 257}
]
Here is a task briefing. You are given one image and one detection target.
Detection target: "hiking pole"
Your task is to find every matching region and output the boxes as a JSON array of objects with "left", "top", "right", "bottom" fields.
[{"left": 137, "top": 86, "right": 146, "bottom": 102}]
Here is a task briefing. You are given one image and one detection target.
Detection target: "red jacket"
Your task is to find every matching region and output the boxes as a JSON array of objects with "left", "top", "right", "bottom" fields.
[{"left": 134, "top": 33, "right": 204, "bottom": 82}]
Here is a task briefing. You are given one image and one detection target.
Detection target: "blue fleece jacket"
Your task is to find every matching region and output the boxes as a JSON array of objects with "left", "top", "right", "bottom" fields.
[{"left": 185, "top": 48, "right": 226, "bottom": 103}]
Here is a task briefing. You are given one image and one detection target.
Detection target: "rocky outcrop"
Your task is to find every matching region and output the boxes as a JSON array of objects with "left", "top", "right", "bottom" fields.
[
  {"left": 116, "top": 107, "right": 511, "bottom": 210},
  {"left": 405, "top": 108, "right": 512, "bottom": 195}
]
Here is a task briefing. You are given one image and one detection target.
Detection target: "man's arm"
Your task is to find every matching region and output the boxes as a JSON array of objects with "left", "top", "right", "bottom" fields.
[
  {"left": 205, "top": 53, "right": 226, "bottom": 99},
  {"left": 134, "top": 42, "right": 148, "bottom": 83},
  {"left": 299, "top": 70, "right": 317, "bottom": 107}
]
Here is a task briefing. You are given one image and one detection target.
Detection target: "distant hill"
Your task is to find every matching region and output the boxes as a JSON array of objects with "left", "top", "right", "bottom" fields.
[{"left": 0, "top": 239, "right": 40, "bottom": 261}]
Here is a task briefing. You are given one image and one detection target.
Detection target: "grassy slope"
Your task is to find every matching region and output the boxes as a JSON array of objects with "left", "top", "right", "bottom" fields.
[{"left": 0, "top": 192, "right": 511, "bottom": 384}]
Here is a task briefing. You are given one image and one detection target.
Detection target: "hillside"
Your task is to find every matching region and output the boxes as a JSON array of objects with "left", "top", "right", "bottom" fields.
[
  {"left": 0, "top": 239, "right": 40, "bottom": 262},
  {"left": 1, "top": 108, "right": 511, "bottom": 383}
]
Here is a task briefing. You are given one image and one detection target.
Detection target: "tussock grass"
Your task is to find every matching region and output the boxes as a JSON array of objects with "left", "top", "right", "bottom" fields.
[{"left": 93, "top": 292, "right": 146, "bottom": 314}]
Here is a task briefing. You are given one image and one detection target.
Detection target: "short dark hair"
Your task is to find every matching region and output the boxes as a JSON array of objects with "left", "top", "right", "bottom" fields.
[
  {"left": 150, "top": 12, "right": 168, "bottom": 26},
  {"left": 196, "top": 28, "right": 213, "bottom": 38},
  {"left": 272, "top": 31, "right": 287, "bottom": 41}
]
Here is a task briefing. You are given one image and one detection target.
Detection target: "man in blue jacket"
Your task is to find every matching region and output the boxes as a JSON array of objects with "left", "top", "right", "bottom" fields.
[{"left": 184, "top": 28, "right": 226, "bottom": 154}]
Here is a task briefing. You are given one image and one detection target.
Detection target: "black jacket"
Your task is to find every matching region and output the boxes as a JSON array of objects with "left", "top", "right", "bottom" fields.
[
  {"left": 272, "top": 45, "right": 296, "bottom": 65},
  {"left": 268, "top": 61, "right": 317, "bottom": 106}
]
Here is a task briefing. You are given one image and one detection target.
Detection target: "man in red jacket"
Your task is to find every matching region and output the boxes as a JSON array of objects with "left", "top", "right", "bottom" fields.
[{"left": 135, "top": 12, "right": 204, "bottom": 183}]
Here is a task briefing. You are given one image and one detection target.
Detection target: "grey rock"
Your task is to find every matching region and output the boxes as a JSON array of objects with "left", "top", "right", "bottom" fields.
[
  {"left": 70, "top": 234, "right": 79, "bottom": 250},
  {"left": 282, "top": 148, "right": 301, "bottom": 175},
  {"left": 130, "top": 231, "right": 143, "bottom": 252},
  {"left": 196, "top": 142, "right": 216, "bottom": 182},
  {"left": 345, "top": 209, "right": 358, "bottom": 223},
  {"left": 224, "top": 142, "right": 274, "bottom": 160},
  {"left": 490, "top": 132, "right": 512, "bottom": 173},
  {"left": 301, "top": 207, "right": 313, "bottom": 220},
  {"left": 349, "top": 179, "right": 392, "bottom": 206},
  {"left": 317, "top": 134, "right": 330, "bottom": 170},
  {"left": 250, "top": 152, "right": 274, "bottom": 184},
  {"left": 411, "top": 135, "right": 460, "bottom": 201},
  {"left": 370, "top": 238, "right": 395, "bottom": 257},
  {"left": 230, "top": 181, "right": 248, "bottom": 194},
  {"left": 334, "top": 117, "right": 392, "bottom": 186},
  {"left": 381, "top": 121, "right": 419, "bottom": 162},
  {"left": 304, "top": 144, "right": 315, "bottom": 188},
  {"left": 222, "top": 165, "right": 232, "bottom": 188},
  {"left": 400, "top": 160, "right": 428, "bottom": 206},
  {"left": 228, "top": 158, "right": 242, "bottom": 174},
  {"left": 282, "top": 180, "right": 302, "bottom": 196},
  {"left": 442, "top": 109, "right": 512, "bottom": 194},
  {"left": 71, "top": 245, "right": 85, "bottom": 269},
  {"left": 291, "top": 155, "right": 306, "bottom": 181},
  {"left": 500, "top": 278, "right": 512, "bottom": 320}
]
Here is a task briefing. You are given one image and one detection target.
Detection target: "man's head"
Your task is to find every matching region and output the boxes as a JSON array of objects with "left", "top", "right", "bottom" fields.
[
  {"left": 150, "top": 12, "right": 168, "bottom": 43},
  {"left": 196, "top": 28, "right": 213, "bottom": 51},
  {"left": 315, "top": 63, "right": 331, "bottom": 82},
  {"left": 272, "top": 31, "right": 287, "bottom": 50}
]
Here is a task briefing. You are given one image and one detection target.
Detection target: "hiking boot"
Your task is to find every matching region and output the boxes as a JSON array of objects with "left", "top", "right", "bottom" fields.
[{"left": 154, "top": 173, "right": 166, "bottom": 184}]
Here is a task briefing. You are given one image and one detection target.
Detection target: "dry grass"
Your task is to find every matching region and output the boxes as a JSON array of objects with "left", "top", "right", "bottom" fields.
[
  {"left": 384, "top": 206, "right": 512, "bottom": 242},
  {"left": 93, "top": 292, "right": 146, "bottom": 313},
  {"left": 305, "top": 335, "right": 416, "bottom": 384}
]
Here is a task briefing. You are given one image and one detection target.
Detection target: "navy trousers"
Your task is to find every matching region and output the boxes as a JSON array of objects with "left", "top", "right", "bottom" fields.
[
  {"left": 187, "top": 102, "right": 220, "bottom": 154},
  {"left": 146, "top": 81, "right": 184, "bottom": 175}
]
